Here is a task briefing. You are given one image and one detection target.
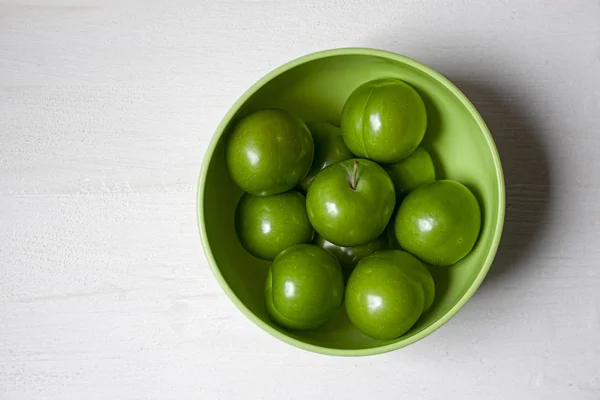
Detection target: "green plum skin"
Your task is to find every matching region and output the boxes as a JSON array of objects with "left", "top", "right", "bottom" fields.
[
  {"left": 314, "top": 234, "right": 388, "bottom": 279},
  {"left": 235, "top": 191, "right": 314, "bottom": 260},
  {"left": 265, "top": 244, "right": 344, "bottom": 330},
  {"left": 386, "top": 146, "right": 436, "bottom": 196},
  {"left": 299, "top": 122, "right": 354, "bottom": 192},
  {"left": 395, "top": 180, "right": 482, "bottom": 266},
  {"left": 345, "top": 250, "right": 435, "bottom": 340},
  {"left": 306, "top": 158, "right": 396, "bottom": 247},
  {"left": 341, "top": 78, "right": 427, "bottom": 163},
  {"left": 226, "top": 109, "right": 314, "bottom": 196}
]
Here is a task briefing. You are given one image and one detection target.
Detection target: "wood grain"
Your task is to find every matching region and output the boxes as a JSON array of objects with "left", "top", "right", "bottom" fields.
[{"left": 1, "top": 0, "right": 599, "bottom": 399}]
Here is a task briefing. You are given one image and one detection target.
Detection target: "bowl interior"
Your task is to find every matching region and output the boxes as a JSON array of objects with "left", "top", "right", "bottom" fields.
[{"left": 200, "top": 50, "right": 503, "bottom": 355}]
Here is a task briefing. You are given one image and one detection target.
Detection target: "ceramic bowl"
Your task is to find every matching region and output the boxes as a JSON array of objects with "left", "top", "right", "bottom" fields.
[{"left": 197, "top": 48, "right": 505, "bottom": 356}]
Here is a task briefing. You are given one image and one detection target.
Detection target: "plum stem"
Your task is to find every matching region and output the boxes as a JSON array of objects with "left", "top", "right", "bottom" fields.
[{"left": 349, "top": 161, "right": 359, "bottom": 190}]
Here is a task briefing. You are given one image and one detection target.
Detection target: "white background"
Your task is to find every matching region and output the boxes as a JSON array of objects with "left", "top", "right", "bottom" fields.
[{"left": 1, "top": 0, "right": 599, "bottom": 399}]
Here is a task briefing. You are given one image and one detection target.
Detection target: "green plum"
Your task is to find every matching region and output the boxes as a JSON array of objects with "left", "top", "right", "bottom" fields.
[
  {"left": 265, "top": 244, "right": 344, "bottom": 330},
  {"left": 395, "top": 180, "right": 481, "bottom": 266},
  {"left": 314, "top": 234, "right": 388, "bottom": 279},
  {"left": 299, "top": 121, "right": 354, "bottom": 192},
  {"left": 345, "top": 250, "right": 435, "bottom": 340},
  {"left": 340, "top": 78, "right": 427, "bottom": 163},
  {"left": 235, "top": 191, "right": 314, "bottom": 260},
  {"left": 226, "top": 109, "right": 314, "bottom": 196},
  {"left": 386, "top": 146, "right": 436, "bottom": 196},
  {"left": 306, "top": 158, "right": 395, "bottom": 247}
]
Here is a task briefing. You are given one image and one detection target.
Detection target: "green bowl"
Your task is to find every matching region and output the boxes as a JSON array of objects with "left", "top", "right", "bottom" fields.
[{"left": 197, "top": 48, "right": 505, "bottom": 356}]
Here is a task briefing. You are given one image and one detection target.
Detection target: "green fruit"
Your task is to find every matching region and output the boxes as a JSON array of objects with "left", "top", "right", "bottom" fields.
[
  {"left": 265, "top": 244, "right": 344, "bottom": 330},
  {"left": 345, "top": 250, "right": 434, "bottom": 340},
  {"left": 299, "top": 122, "right": 354, "bottom": 192},
  {"left": 340, "top": 78, "right": 427, "bottom": 163},
  {"left": 314, "top": 234, "right": 388, "bottom": 279},
  {"left": 226, "top": 109, "right": 314, "bottom": 196},
  {"left": 386, "top": 147, "right": 436, "bottom": 196},
  {"left": 235, "top": 191, "right": 314, "bottom": 260},
  {"left": 306, "top": 158, "right": 395, "bottom": 247},
  {"left": 395, "top": 180, "right": 481, "bottom": 266}
]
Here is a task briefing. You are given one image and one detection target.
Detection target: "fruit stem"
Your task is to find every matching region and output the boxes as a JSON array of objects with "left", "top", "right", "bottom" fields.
[{"left": 349, "top": 161, "right": 359, "bottom": 190}]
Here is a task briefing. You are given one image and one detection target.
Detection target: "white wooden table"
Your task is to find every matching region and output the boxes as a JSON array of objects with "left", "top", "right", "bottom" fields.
[{"left": 1, "top": 1, "right": 599, "bottom": 399}]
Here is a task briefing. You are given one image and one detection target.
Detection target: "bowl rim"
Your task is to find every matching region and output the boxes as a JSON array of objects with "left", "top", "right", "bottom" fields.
[{"left": 196, "top": 47, "right": 506, "bottom": 357}]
